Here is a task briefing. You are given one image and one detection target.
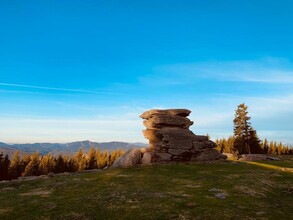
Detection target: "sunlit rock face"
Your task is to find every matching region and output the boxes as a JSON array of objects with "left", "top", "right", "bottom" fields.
[{"left": 140, "top": 109, "right": 226, "bottom": 162}]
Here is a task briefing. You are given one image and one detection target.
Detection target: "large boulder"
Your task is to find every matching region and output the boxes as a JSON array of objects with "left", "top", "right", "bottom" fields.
[
  {"left": 140, "top": 109, "right": 226, "bottom": 163},
  {"left": 237, "top": 154, "right": 275, "bottom": 161},
  {"left": 112, "top": 148, "right": 142, "bottom": 168}
]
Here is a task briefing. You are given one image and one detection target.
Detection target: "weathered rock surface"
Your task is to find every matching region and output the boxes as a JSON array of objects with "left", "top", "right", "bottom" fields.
[
  {"left": 111, "top": 109, "right": 226, "bottom": 168},
  {"left": 238, "top": 154, "right": 281, "bottom": 161},
  {"left": 141, "top": 151, "right": 153, "bottom": 165},
  {"left": 112, "top": 148, "right": 142, "bottom": 168},
  {"left": 140, "top": 109, "right": 226, "bottom": 163}
]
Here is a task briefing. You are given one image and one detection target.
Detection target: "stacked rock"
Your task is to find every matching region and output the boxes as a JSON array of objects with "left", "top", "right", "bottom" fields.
[{"left": 140, "top": 109, "right": 226, "bottom": 162}]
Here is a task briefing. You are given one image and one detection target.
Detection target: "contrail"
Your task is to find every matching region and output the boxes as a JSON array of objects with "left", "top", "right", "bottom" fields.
[{"left": 0, "top": 82, "right": 128, "bottom": 96}]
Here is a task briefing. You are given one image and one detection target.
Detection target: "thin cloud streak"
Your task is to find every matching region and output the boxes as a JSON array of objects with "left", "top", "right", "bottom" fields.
[
  {"left": 148, "top": 57, "right": 293, "bottom": 85},
  {"left": 0, "top": 82, "right": 128, "bottom": 96}
]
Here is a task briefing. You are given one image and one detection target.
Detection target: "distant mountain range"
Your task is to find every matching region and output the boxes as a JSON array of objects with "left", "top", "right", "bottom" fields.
[{"left": 0, "top": 140, "right": 148, "bottom": 157}]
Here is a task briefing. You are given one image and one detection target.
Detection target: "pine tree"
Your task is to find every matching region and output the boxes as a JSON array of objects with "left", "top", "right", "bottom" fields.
[
  {"left": 268, "top": 141, "right": 276, "bottom": 155},
  {"left": 54, "top": 155, "right": 67, "bottom": 173},
  {"left": 0, "top": 153, "right": 10, "bottom": 180},
  {"left": 215, "top": 138, "right": 220, "bottom": 151},
  {"left": 75, "top": 147, "right": 86, "bottom": 171},
  {"left": 219, "top": 138, "right": 228, "bottom": 153},
  {"left": 233, "top": 103, "right": 251, "bottom": 154},
  {"left": 233, "top": 103, "right": 261, "bottom": 154},
  {"left": 215, "top": 137, "right": 236, "bottom": 154},
  {"left": 86, "top": 145, "right": 96, "bottom": 170},
  {"left": 95, "top": 146, "right": 102, "bottom": 168},
  {"left": 22, "top": 152, "right": 40, "bottom": 176},
  {"left": 97, "top": 150, "right": 109, "bottom": 169},
  {"left": 248, "top": 128, "right": 262, "bottom": 154},
  {"left": 227, "top": 136, "right": 236, "bottom": 154},
  {"left": 67, "top": 158, "right": 78, "bottom": 172},
  {"left": 276, "top": 142, "right": 283, "bottom": 155},
  {"left": 38, "top": 154, "right": 55, "bottom": 175},
  {"left": 8, "top": 151, "right": 22, "bottom": 179},
  {"left": 262, "top": 139, "right": 269, "bottom": 154}
]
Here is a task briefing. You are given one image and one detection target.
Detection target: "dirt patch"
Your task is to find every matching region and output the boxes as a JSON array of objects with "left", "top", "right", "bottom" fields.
[
  {"left": 167, "top": 191, "right": 185, "bottom": 196},
  {"left": 84, "top": 178, "right": 96, "bottom": 182},
  {"left": 235, "top": 186, "right": 266, "bottom": 197},
  {"left": 185, "top": 184, "right": 201, "bottom": 188},
  {"left": 150, "top": 192, "right": 167, "bottom": 198},
  {"left": 116, "top": 174, "right": 131, "bottom": 177},
  {"left": 19, "top": 188, "right": 52, "bottom": 197},
  {"left": 226, "top": 174, "right": 240, "bottom": 179},
  {"left": 0, "top": 187, "right": 16, "bottom": 192},
  {"left": 181, "top": 194, "right": 192, "bottom": 197},
  {"left": 259, "top": 179, "right": 277, "bottom": 187},
  {"left": 0, "top": 208, "right": 12, "bottom": 214}
]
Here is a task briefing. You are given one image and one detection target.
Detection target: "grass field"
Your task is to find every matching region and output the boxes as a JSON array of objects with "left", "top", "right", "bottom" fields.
[{"left": 0, "top": 157, "right": 292, "bottom": 220}]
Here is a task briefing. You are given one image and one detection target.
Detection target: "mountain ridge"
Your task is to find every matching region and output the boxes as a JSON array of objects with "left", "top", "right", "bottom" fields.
[{"left": 0, "top": 140, "right": 148, "bottom": 157}]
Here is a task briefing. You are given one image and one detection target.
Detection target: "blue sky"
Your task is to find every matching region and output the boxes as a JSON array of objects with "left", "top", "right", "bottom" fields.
[{"left": 0, "top": 0, "right": 293, "bottom": 144}]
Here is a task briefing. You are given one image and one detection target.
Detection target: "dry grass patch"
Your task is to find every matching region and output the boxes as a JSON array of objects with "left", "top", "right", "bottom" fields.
[
  {"left": 0, "top": 208, "right": 12, "bottom": 215},
  {"left": 19, "top": 188, "right": 52, "bottom": 197},
  {"left": 185, "top": 184, "right": 202, "bottom": 188},
  {"left": 235, "top": 185, "right": 266, "bottom": 197},
  {"left": 0, "top": 187, "right": 16, "bottom": 192}
]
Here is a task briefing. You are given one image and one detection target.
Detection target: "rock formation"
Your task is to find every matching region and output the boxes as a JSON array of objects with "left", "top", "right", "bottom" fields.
[
  {"left": 140, "top": 109, "right": 226, "bottom": 162},
  {"left": 112, "top": 109, "right": 226, "bottom": 168}
]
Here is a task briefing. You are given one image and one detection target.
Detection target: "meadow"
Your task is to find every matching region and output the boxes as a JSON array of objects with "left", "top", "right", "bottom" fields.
[{"left": 0, "top": 157, "right": 292, "bottom": 220}]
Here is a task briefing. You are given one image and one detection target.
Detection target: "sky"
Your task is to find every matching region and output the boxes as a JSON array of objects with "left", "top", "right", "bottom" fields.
[{"left": 0, "top": 0, "right": 293, "bottom": 144}]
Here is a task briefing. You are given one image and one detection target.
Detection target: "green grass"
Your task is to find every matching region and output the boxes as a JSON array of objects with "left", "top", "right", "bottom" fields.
[{"left": 1, "top": 159, "right": 292, "bottom": 220}]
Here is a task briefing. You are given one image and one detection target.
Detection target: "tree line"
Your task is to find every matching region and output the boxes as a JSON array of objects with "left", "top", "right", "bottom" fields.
[
  {"left": 215, "top": 103, "right": 293, "bottom": 155},
  {"left": 215, "top": 136, "right": 293, "bottom": 155},
  {"left": 0, "top": 146, "right": 124, "bottom": 181}
]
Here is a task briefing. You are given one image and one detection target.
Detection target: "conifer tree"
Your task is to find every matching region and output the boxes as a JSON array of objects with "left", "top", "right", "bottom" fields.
[
  {"left": 75, "top": 147, "right": 86, "bottom": 171},
  {"left": 227, "top": 136, "right": 236, "bottom": 154},
  {"left": 8, "top": 151, "right": 22, "bottom": 179},
  {"left": 248, "top": 128, "right": 262, "bottom": 153},
  {"left": 54, "top": 155, "right": 67, "bottom": 173},
  {"left": 233, "top": 103, "right": 252, "bottom": 154},
  {"left": 268, "top": 141, "right": 276, "bottom": 155},
  {"left": 0, "top": 153, "right": 10, "bottom": 180},
  {"left": 218, "top": 138, "right": 228, "bottom": 153},
  {"left": 22, "top": 152, "right": 40, "bottom": 176},
  {"left": 95, "top": 146, "right": 101, "bottom": 168},
  {"left": 67, "top": 158, "right": 78, "bottom": 172},
  {"left": 215, "top": 138, "right": 221, "bottom": 152},
  {"left": 87, "top": 145, "right": 96, "bottom": 170},
  {"left": 39, "top": 154, "right": 55, "bottom": 175},
  {"left": 276, "top": 142, "right": 283, "bottom": 155},
  {"left": 233, "top": 103, "right": 261, "bottom": 154},
  {"left": 262, "top": 139, "right": 269, "bottom": 154},
  {"left": 97, "top": 150, "right": 109, "bottom": 169}
]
